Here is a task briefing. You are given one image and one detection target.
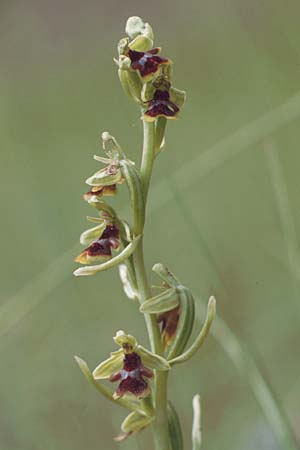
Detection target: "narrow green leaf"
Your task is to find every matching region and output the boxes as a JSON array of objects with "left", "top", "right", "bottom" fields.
[{"left": 168, "top": 401, "right": 183, "bottom": 450}]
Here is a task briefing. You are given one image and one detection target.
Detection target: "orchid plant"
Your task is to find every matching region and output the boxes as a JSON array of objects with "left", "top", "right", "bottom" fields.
[{"left": 74, "top": 16, "right": 216, "bottom": 450}]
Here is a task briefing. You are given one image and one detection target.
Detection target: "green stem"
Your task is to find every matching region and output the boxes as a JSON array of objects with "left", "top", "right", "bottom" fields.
[
  {"left": 133, "top": 241, "right": 161, "bottom": 352},
  {"left": 153, "top": 371, "right": 170, "bottom": 450},
  {"left": 140, "top": 119, "right": 156, "bottom": 203},
  {"left": 132, "top": 118, "right": 171, "bottom": 450}
]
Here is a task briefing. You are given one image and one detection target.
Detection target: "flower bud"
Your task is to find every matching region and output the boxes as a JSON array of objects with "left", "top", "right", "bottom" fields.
[
  {"left": 118, "top": 68, "right": 143, "bottom": 104},
  {"left": 115, "top": 411, "right": 153, "bottom": 442},
  {"left": 125, "top": 16, "right": 154, "bottom": 42}
]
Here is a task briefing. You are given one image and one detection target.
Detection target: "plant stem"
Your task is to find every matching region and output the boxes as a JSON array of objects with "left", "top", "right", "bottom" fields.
[
  {"left": 133, "top": 241, "right": 161, "bottom": 352},
  {"left": 153, "top": 371, "right": 170, "bottom": 450},
  {"left": 132, "top": 118, "right": 171, "bottom": 450},
  {"left": 140, "top": 119, "right": 156, "bottom": 203}
]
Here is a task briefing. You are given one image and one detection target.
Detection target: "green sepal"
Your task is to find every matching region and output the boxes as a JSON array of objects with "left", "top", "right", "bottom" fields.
[
  {"left": 92, "top": 348, "right": 123, "bottom": 380},
  {"left": 155, "top": 117, "right": 167, "bottom": 155},
  {"left": 169, "top": 296, "right": 216, "bottom": 366},
  {"left": 79, "top": 222, "right": 106, "bottom": 246},
  {"left": 166, "top": 286, "right": 195, "bottom": 360},
  {"left": 74, "top": 355, "right": 94, "bottom": 382},
  {"left": 129, "top": 35, "right": 153, "bottom": 52},
  {"left": 73, "top": 235, "right": 142, "bottom": 276},
  {"left": 170, "top": 87, "right": 186, "bottom": 108},
  {"left": 86, "top": 197, "right": 117, "bottom": 216},
  {"left": 168, "top": 401, "right": 184, "bottom": 450},
  {"left": 137, "top": 345, "right": 170, "bottom": 371},
  {"left": 115, "top": 411, "right": 153, "bottom": 442},
  {"left": 117, "top": 37, "right": 129, "bottom": 56},
  {"left": 152, "top": 263, "right": 181, "bottom": 289},
  {"left": 118, "top": 68, "right": 143, "bottom": 104},
  {"left": 122, "top": 411, "right": 153, "bottom": 433},
  {"left": 85, "top": 166, "right": 122, "bottom": 187},
  {"left": 86, "top": 216, "right": 106, "bottom": 224},
  {"left": 161, "top": 63, "right": 173, "bottom": 81},
  {"left": 139, "top": 288, "right": 179, "bottom": 314}
]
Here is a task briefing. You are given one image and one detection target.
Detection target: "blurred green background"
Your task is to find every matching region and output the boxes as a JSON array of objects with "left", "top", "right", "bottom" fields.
[{"left": 1, "top": 1, "right": 300, "bottom": 449}]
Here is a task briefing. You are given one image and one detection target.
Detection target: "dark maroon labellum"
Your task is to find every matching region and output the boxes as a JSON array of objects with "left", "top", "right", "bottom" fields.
[
  {"left": 144, "top": 89, "right": 180, "bottom": 119},
  {"left": 157, "top": 307, "right": 180, "bottom": 346},
  {"left": 128, "top": 48, "right": 169, "bottom": 78},
  {"left": 75, "top": 224, "right": 120, "bottom": 264},
  {"left": 110, "top": 352, "right": 153, "bottom": 399}
]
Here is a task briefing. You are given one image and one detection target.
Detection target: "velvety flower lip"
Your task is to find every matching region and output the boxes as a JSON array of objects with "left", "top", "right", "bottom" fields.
[
  {"left": 144, "top": 89, "right": 180, "bottom": 121},
  {"left": 109, "top": 352, "right": 153, "bottom": 399},
  {"left": 75, "top": 224, "right": 120, "bottom": 264},
  {"left": 157, "top": 306, "right": 180, "bottom": 346},
  {"left": 128, "top": 48, "right": 169, "bottom": 79}
]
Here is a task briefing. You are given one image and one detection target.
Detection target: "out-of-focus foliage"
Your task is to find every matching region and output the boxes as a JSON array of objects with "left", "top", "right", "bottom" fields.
[{"left": 0, "top": 1, "right": 300, "bottom": 449}]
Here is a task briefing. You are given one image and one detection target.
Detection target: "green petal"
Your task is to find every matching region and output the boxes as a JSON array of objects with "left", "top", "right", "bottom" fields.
[
  {"left": 79, "top": 223, "right": 106, "bottom": 246},
  {"left": 93, "top": 349, "right": 123, "bottom": 379},
  {"left": 137, "top": 345, "right": 170, "bottom": 371}
]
